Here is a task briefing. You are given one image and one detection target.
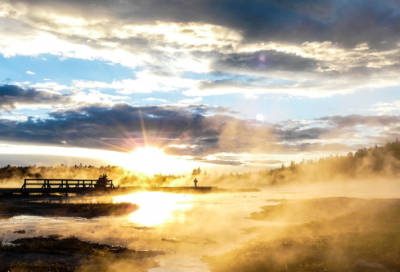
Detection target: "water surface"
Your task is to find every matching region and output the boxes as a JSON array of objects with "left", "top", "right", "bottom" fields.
[{"left": 1, "top": 189, "right": 392, "bottom": 271}]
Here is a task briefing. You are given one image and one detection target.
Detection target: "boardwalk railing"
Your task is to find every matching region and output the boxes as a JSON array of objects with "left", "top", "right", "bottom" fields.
[{"left": 21, "top": 179, "right": 115, "bottom": 190}]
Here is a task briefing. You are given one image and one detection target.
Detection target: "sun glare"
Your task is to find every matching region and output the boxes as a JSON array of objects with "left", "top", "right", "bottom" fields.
[
  {"left": 116, "top": 147, "right": 179, "bottom": 175},
  {"left": 113, "top": 192, "right": 193, "bottom": 226},
  {"left": 132, "top": 147, "right": 165, "bottom": 160},
  {"left": 0, "top": 144, "right": 203, "bottom": 175}
]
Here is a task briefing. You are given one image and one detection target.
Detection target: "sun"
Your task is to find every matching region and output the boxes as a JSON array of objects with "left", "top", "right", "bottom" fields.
[
  {"left": 132, "top": 147, "right": 165, "bottom": 160},
  {"left": 116, "top": 147, "right": 178, "bottom": 175}
]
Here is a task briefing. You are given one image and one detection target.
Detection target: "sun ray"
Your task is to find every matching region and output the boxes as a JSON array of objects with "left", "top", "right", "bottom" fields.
[{"left": 138, "top": 109, "right": 148, "bottom": 147}]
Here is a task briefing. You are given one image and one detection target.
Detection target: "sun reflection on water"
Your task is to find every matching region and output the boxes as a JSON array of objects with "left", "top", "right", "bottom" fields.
[{"left": 113, "top": 192, "right": 194, "bottom": 226}]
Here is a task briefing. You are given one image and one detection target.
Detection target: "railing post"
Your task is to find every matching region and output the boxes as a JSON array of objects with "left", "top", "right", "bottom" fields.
[{"left": 21, "top": 179, "right": 26, "bottom": 189}]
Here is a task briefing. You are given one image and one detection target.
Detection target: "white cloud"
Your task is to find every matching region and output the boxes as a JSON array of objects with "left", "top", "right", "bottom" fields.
[
  {"left": 143, "top": 98, "right": 168, "bottom": 102},
  {"left": 1, "top": 2, "right": 400, "bottom": 99},
  {"left": 178, "top": 97, "right": 203, "bottom": 104},
  {"left": 0, "top": 115, "right": 29, "bottom": 121},
  {"left": 26, "top": 71, "right": 35, "bottom": 75},
  {"left": 0, "top": 23, "right": 146, "bottom": 69},
  {"left": 70, "top": 90, "right": 129, "bottom": 105},
  {"left": 121, "top": 22, "right": 241, "bottom": 52},
  {"left": 72, "top": 70, "right": 197, "bottom": 94},
  {"left": 29, "top": 82, "right": 68, "bottom": 91},
  {"left": 244, "top": 93, "right": 258, "bottom": 99},
  {"left": 370, "top": 101, "right": 400, "bottom": 115}
]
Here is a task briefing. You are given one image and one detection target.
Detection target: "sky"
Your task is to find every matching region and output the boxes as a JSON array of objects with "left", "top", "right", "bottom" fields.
[{"left": 1, "top": 0, "right": 400, "bottom": 174}]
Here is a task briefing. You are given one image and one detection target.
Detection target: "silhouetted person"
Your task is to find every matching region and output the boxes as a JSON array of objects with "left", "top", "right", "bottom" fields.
[{"left": 194, "top": 178, "right": 198, "bottom": 187}]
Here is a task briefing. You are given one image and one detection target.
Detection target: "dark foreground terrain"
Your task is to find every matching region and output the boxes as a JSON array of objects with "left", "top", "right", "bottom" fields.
[
  {"left": 203, "top": 197, "right": 400, "bottom": 272},
  {"left": 0, "top": 201, "right": 138, "bottom": 218},
  {"left": 0, "top": 236, "right": 164, "bottom": 272}
]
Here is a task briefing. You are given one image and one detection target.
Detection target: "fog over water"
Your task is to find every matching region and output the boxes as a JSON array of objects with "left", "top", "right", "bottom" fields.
[{"left": 2, "top": 186, "right": 400, "bottom": 271}]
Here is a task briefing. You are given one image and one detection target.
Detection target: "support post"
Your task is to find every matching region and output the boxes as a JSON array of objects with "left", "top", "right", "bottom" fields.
[{"left": 21, "top": 179, "right": 26, "bottom": 189}]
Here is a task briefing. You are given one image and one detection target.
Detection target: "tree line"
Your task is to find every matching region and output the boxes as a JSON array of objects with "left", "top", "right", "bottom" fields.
[{"left": 2, "top": 140, "right": 400, "bottom": 187}]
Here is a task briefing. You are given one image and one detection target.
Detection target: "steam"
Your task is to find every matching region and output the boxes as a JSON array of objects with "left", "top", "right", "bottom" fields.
[{"left": 3, "top": 141, "right": 400, "bottom": 191}]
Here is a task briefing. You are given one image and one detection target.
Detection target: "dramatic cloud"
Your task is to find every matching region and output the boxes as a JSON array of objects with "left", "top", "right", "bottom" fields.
[
  {"left": 1, "top": 85, "right": 400, "bottom": 158},
  {"left": 1, "top": 0, "right": 400, "bottom": 96},
  {"left": 3, "top": 0, "right": 399, "bottom": 47},
  {"left": 2, "top": 1, "right": 400, "bottom": 168}
]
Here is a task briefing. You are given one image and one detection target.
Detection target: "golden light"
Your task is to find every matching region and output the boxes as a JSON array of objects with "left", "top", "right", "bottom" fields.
[
  {"left": 113, "top": 192, "right": 193, "bottom": 226},
  {"left": 116, "top": 147, "right": 180, "bottom": 175},
  {"left": 0, "top": 144, "right": 205, "bottom": 175}
]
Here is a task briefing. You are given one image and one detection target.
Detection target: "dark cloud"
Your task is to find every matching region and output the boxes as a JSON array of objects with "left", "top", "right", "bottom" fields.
[
  {"left": 2, "top": 84, "right": 400, "bottom": 156},
  {"left": 0, "top": 102, "right": 333, "bottom": 155},
  {"left": 0, "top": 84, "right": 72, "bottom": 111},
  {"left": 3, "top": 0, "right": 400, "bottom": 97},
  {"left": 277, "top": 127, "right": 331, "bottom": 140},
  {"left": 320, "top": 115, "right": 400, "bottom": 128},
  {"left": 0, "top": 86, "right": 329, "bottom": 155},
  {"left": 210, "top": 50, "right": 317, "bottom": 74},
  {"left": 0, "top": 93, "right": 237, "bottom": 152},
  {"left": 11, "top": 0, "right": 400, "bottom": 48}
]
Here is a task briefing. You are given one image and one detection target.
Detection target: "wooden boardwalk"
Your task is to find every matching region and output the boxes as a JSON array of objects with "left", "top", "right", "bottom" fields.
[
  {"left": 0, "top": 178, "right": 115, "bottom": 196},
  {"left": 0, "top": 178, "right": 257, "bottom": 196}
]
